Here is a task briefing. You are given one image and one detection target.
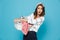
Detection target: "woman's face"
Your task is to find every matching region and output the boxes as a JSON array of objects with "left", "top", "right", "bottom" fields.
[{"left": 37, "top": 6, "right": 43, "bottom": 15}]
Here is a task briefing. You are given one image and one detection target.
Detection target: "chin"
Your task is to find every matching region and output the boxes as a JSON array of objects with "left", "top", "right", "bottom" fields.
[{"left": 38, "top": 13, "right": 41, "bottom": 15}]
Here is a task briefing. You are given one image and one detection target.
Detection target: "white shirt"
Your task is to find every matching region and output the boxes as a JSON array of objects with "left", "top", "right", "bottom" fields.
[
  {"left": 27, "top": 13, "right": 45, "bottom": 32},
  {"left": 14, "top": 13, "right": 44, "bottom": 32}
]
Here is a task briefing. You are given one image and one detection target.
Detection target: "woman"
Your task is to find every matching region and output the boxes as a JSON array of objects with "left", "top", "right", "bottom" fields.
[{"left": 14, "top": 3, "right": 45, "bottom": 40}]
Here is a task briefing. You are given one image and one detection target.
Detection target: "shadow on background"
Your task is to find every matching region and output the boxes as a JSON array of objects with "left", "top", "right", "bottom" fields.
[{"left": 37, "top": 20, "right": 48, "bottom": 40}]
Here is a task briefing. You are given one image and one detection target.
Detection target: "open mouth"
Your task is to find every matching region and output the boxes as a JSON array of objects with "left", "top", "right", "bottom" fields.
[{"left": 39, "top": 11, "right": 41, "bottom": 13}]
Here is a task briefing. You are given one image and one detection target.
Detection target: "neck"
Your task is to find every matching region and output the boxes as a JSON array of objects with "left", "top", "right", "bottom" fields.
[{"left": 37, "top": 14, "right": 40, "bottom": 17}]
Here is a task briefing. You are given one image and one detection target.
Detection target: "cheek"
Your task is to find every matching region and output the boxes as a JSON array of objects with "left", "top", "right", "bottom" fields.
[
  {"left": 37, "top": 9, "right": 43, "bottom": 12},
  {"left": 40, "top": 10, "right": 43, "bottom": 12},
  {"left": 37, "top": 9, "right": 40, "bottom": 12}
]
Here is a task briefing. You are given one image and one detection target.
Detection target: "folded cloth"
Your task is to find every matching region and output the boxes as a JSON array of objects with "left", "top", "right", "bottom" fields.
[
  {"left": 21, "top": 20, "right": 29, "bottom": 35},
  {"left": 14, "top": 17, "right": 30, "bottom": 35},
  {"left": 14, "top": 22, "right": 22, "bottom": 31}
]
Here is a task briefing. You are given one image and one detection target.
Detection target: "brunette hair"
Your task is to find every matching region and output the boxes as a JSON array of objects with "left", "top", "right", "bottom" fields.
[{"left": 34, "top": 3, "right": 45, "bottom": 19}]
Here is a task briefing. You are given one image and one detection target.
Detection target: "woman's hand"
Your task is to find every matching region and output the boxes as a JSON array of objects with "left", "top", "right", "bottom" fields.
[
  {"left": 14, "top": 18, "right": 21, "bottom": 23},
  {"left": 14, "top": 18, "right": 28, "bottom": 23},
  {"left": 20, "top": 18, "right": 28, "bottom": 22}
]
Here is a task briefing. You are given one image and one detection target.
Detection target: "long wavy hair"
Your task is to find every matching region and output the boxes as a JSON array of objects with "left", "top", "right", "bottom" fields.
[{"left": 34, "top": 3, "right": 45, "bottom": 19}]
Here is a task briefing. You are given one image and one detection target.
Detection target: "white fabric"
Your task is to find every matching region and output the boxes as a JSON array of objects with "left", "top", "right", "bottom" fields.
[
  {"left": 14, "top": 13, "right": 45, "bottom": 32},
  {"left": 14, "top": 22, "right": 22, "bottom": 31},
  {"left": 27, "top": 13, "right": 45, "bottom": 32}
]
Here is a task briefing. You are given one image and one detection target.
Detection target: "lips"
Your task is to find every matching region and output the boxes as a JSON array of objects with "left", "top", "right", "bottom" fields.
[{"left": 38, "top": 11, "right": 41, "bottom": 13}]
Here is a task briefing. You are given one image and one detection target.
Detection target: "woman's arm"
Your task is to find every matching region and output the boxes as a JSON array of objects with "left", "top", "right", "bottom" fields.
[
  {"left": 30, "top": 17, "right": 45, "bottom": 32},
  {"left": 14, "top": 18, "right": 28, "bottom": 23},
  {"left": 14, "top": 18, "right": 21, "bottom": 23}
]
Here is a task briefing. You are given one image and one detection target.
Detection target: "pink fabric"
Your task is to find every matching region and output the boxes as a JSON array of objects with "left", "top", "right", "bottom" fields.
[{"left": 21, "top": 21, "right": 29, "bottom": 35}]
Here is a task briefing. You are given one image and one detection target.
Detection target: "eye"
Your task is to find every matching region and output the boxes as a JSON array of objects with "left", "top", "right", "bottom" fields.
[
  {"left": 40, "top": 8, "right": 43, "bottom": 10},
  {"left": 37, "top": 7, "right": 40, "bottom": 9}
]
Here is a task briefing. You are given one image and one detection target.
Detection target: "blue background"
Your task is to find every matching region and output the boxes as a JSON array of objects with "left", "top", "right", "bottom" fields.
[{"left": 0, "top": 0, "right": 60, "bottom": 40}]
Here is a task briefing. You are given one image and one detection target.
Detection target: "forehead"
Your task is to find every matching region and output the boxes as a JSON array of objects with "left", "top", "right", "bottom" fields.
[{"left": 38, "top": 6, "right": 43, "bottom": 8}]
